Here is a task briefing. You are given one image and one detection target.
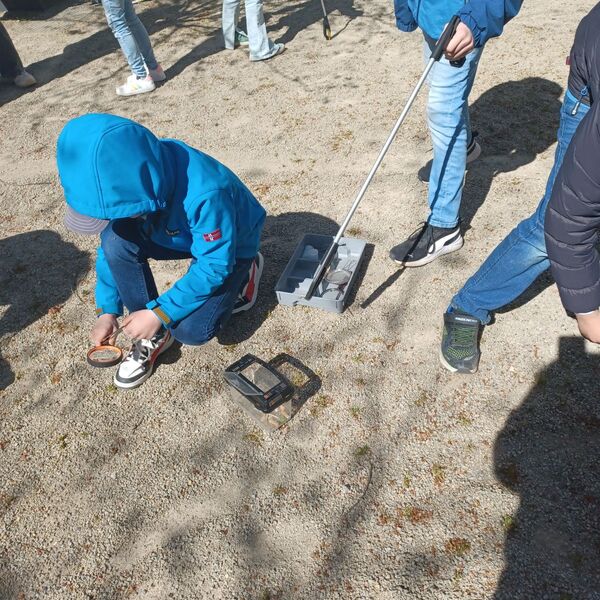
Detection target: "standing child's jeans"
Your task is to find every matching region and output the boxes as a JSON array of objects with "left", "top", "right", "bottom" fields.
[
  {"left": 100, "top": 219, "right": 252, "bottom": 346},
  {"left": 0, "top": 23, "right": 24, "bottom": 79},
  {"left": 449, "top": 89, "right": 590, "bottom": 323},
  {"left": 424, "top": 34, "right": 483, "bottom": 229},
  {"left": 222, "top": 0, "right": 277, "bottom": 61},
  {"left": 102, "top": 0, "right": 158, "bottom": 78}
]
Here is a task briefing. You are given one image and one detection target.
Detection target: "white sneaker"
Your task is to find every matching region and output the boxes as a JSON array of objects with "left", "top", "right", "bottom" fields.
[
  {"left": 116, "top": 74, "right": 156, "bottom": 97},
  {"left": 14, "top": 70, "right": 36, "bottom": 88},
  {"left": 114, "top": 329, "right": 174, "bottom": 389},
  {"left": 147, "top": 64, "right": 166, "bottom": 83}
]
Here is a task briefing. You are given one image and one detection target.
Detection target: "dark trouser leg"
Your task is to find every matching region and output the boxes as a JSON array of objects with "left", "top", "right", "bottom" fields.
[{"left": 0, "top": 24, "right": 24, "bottom": 79}]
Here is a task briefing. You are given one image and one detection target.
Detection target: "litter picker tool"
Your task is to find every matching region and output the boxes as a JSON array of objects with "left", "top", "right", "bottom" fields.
[
  {"left": 320, "top": 0, "right": 332, "bottom": 40},
  {"left": 303, "top": 15, "right": 463, "bottom": 301}
]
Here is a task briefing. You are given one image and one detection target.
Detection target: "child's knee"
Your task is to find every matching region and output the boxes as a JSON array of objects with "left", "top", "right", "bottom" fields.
[{"left": 171, "top": 323, "right": 216, "bottom": 347}]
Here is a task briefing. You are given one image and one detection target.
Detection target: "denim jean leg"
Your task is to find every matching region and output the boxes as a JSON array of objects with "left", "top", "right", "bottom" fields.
[
  {"left": 449, "top": 89, "right": 590, "bottom": 323},
  {"left": 123, "top": 0, "right": 158, "bottom": 70},
  {"left": 222, "top": 0, "right": 241, "bottom": 49},
  {"left": 171, "top": 259, "right": 252, "bottom": 346},
  {"left": 0, "top": 24, "right": 24, "bottom": 79},
  {"left": 423, "top": 36, "right": 482, "bottom": 228},
  {"left": 101, "top": 220, "right": 160, "bottom": 312},
  {"left": 245, "top": 0, "right": 275, "bottom": 60},
  {"left": 102, "top": 0, "right": 148, "bottom": 78}
]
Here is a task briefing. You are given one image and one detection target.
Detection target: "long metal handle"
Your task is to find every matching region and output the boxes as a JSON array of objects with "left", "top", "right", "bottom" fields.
[
  {"left": 304, "top": 59, "right": 436, "bottom": 300},
  {"left": 304, "top": 16, "right": 462, "bottom": 301},
  {"left": 334, "top": 58, "right": 436, "bottom": 244}
]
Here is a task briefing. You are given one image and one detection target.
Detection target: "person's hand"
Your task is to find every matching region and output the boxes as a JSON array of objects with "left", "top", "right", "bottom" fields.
[
  {"left": 576, "top": 311, "right": 600, "bottom": 344},
  {"left": 445, "top": 22, "right": 475, "bottom": 61},
  {"left": 90, "top": 313, "right": 119, "bottom": 346},
  {"left": 122, "top": 309, "right": 162, "bottom": 341}
]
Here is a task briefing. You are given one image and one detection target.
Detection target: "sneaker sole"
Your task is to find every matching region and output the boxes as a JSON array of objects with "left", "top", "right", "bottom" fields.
[
  {"left": 232, "top": 253, "right": 264, "bottom": 314},
  {"left": 116, "top": 84, "right": 156, "bottom": 97},
  {"left": 114, "top": 333, "right": 175, "bottom": 389},
  {"left": 392, "top": 233, "right": 464, "bottom": 268},
  {"left": 439, "top": 347, "right": 478, "bottom": 374}
]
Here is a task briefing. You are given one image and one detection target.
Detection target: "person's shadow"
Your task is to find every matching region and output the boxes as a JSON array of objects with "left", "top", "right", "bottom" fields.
[
  {"left": 460, "top": 77, "right": 563, "bottom": 229},
  {"left": 268, "top": 0, "right": 363, "bottom": 44},
  {"left": 0, "top": 0, "right": 221, "bottom": 107},
  {"left": 217, "top": 210, "right": 339, "bottom": 345},
  {"left": 494, "top": 336, "right": 600, "bottom": 599},
  {"left": 366, "top": 77, "right": 563, "bottom": 309},
  {"left": 0, "top": 230, "right": 90, "bottom": 390}
]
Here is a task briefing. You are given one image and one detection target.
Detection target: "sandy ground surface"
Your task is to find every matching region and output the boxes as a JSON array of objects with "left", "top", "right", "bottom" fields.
[{"left": 2, "top": 0, "right": 600, "bottom": 598}]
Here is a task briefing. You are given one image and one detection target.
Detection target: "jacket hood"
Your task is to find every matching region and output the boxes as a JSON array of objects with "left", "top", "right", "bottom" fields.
[{"left": 57, "top": 113, "right": 174, "bottom": 220}]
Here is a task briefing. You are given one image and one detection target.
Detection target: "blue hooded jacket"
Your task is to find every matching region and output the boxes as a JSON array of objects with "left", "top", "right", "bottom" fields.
[
  {"left": 57, "top": 114, "right": 266, "bottom": 326},
  {"left": 394, "top": 0, "right": 523, "bottom": 47}
]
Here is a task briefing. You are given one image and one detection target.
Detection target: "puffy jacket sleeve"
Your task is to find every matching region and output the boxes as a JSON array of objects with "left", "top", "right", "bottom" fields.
[
  {"left": 457, "top": 0, "right": 523, "bottom": 47},
  {"left": 95, "top": 246, "right": 124, "bottom": 317},
  {"left": 394, "top": 0, "right": 417, "bottom": 32},
  {"left": 545, "top": 102, "right": 600, "bottom": 314},
  {"left": 146, "top": 189, "right": 236, "bottom": 325}
]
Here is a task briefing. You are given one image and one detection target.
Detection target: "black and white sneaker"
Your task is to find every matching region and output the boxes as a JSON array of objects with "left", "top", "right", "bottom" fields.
[
  {"left": 114, "top": 328, "right": 174, "bottom": 389},
  {"left": 389, "top": 222, "right": 463, "bottom": 267},
  {"left": 232, "top": 252, "right": 264, "bottom": 314},
  {"left": 418, "top": 132, "right": 482, "bottom": 183}
]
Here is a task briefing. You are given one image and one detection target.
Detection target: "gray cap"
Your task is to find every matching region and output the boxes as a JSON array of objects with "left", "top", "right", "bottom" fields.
[{"left": 64, "top": 205, "right": 109, "bottom": 235}]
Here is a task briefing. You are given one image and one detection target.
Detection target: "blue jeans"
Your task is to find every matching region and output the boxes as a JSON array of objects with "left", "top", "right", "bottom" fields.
[
  {"left": 102, "top": 0, "right": 158, "bottom": 78},
  {"left": 100, "top": 219, "right": 252, "bottom": 346},
  {"left": 424, "top": 36, "right": 483, "bottom": 228},
  {"left": 449, "top": 89, "right": 590, "bottom": 324},
  {"left": 222, "top": 0, "right": 276, "bottom": 60}
]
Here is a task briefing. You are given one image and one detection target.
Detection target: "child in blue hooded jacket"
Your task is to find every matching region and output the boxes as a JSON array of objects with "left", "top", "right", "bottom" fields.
[
  {"left": 58, "top": 114, "right": 266, "bottom": 389},
  {"left": 389, "top": 0, "right": 523, "bottom": 267}
]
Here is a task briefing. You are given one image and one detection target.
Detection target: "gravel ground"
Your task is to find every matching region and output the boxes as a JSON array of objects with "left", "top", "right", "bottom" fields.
[{"left": 1, "top": 1, "right": 600, "bottom": 598}]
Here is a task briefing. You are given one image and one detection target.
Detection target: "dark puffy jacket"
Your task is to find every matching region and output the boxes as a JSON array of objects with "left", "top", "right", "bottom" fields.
[
  {"left": 545, "top": 4, "right": 600, "bottom": 314},
  {"left": 568, "top": 3, "right": 600, "bottom": 104}
]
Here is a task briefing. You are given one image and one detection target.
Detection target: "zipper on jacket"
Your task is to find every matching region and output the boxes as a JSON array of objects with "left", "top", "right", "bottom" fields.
[{"left": 571, "top": 86, "right": 589, "bottom": 115}]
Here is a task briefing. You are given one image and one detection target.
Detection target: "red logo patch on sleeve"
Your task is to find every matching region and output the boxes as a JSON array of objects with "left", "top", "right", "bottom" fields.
[{"left": 203, "top": 229, "right": 222, "bottom": 242}]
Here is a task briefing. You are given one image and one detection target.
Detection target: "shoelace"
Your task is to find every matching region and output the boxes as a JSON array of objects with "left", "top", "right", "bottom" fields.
[
  {"left": 450, "top": 323, "right": 478, "bottom": 347},
  {"left": 125, "top": 338, "right": 156, "bottom": 364},
  {"left": 406, "top": 222, "right": 433, "bottom": 243}
]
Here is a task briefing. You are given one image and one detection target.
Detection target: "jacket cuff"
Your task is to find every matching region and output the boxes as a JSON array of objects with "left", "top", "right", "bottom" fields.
[
  {"left": 458, "top": 13, "right": 483, "bottom": 47},
  {"left": 396, "top": 20, "right": 418, "bottom": 33},
  {"left": 146, "top": 300, "right": 173, "bottom": 327},
  {"left": 95, "top": 305, "right": 122, "bottom": 318}
]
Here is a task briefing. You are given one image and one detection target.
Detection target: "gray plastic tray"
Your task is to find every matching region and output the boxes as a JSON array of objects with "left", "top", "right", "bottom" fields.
[{"left": 275, "top": 233, "right": 367, "bottom": 313}]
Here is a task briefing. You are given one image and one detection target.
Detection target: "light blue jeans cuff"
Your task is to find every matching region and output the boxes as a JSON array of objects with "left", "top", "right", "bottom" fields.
[{"left": 222, "top": 0, "right": 276, "bottom": 60}]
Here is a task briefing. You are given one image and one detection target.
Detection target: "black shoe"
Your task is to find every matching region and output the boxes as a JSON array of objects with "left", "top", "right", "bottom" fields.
[
  {"left": 418, "top": 132, "right": 482, "bottom": 183},
  {"left": 389, "top": 222, "right": 463, "bottom": 267},
  {"left": 440, "top": 311, "right": 481, "bottom": 374}
]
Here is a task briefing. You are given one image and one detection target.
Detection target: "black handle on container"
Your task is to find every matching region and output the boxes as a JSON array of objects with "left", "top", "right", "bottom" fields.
[{"left": 431, "top": 15, "right": 461, "bottom": 62}]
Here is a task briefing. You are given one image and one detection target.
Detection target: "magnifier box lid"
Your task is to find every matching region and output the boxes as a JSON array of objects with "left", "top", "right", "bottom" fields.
[{"left": 224, "top": 354, "right": 295, "bottom": 432}]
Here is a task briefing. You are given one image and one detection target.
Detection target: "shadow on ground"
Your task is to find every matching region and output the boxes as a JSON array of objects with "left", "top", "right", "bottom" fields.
[
  {"left": 269, "top": 0, "right": 363, "bottom": 44},
  {"left": 494, "top": 336, "right": 600, "bottom": 599},
  {"left": 424, "top": 77, "right": 562, "bottom": 229},
  {"left": 0, "top": 230, "right": 90, "bottom": 390}
]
